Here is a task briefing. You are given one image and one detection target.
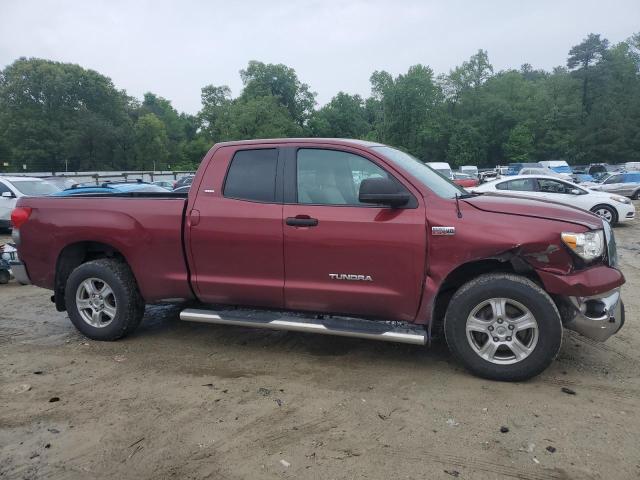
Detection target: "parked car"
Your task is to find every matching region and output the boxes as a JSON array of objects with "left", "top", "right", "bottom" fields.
[
  {"left": 539, "top": 160, "right": 572, "bottom": 175},
  {"left": 452, "top": 172, "right": 479, "bottom": 188},
  {"left": 426, "top": 162, "right": 452, "bottom": 179},
  {"left": 12, "top": 138, "right": 625, "bottom": 381},
  {"left": 152, "top": 180, "right": 174, "bottom": 190},
  {"left": 587, "top": 163, "right": 619, "bottom": 178},
  {"left": 459, "top": 165, "right": 479, "bottom": 178},
  {"left": 505, "top": 162, "right": 543, "bottom": 176},
  {"left": 519, "top": 167, "right": 572, "bottom": 181},
  {"left": 52, "top": 181, "right": 171, "bottom": 196},
  {"left": 589, "top": 172, "right": 640, "bottom": 200},
  {"left": 623, "top": 162, "right": 640, "bottom": 172},
  {"left": 173, "top": 175, "right": 194, "bottom": 189},
  {"left": 473, "top": 174, "right": 635, "bottom": 225},
  {"left": 0, "top": 176, "right": 60, "bottom": 229},
  {"left": 42, "top": 176, "right": 78, "bottom": 190},
  {"left": 571, "top": 173, "right": 595, "bottom": 184}
]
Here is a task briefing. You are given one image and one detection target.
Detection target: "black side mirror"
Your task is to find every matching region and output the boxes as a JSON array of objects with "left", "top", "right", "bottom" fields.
[{"left": 359, "top": 177, "right": 410, "bottom": 207}]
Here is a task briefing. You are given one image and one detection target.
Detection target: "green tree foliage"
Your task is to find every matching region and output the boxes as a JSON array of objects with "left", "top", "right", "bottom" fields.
[
  {"left": 308, "top": 92, "right": 369, "bottom": 138},
  {"left": 134, "top": 113, "right": 169, "bottom": 170},
  {"left": 239, "top": 61, "right": 316, "bottom": 126},
  {"left": 1, "top": 33, "right": 640, "bottom": 173}
]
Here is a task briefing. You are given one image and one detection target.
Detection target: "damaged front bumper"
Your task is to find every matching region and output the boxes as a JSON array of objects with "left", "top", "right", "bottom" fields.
[{"left": 564, "top": 288, "right": 624, "bottom": 342}]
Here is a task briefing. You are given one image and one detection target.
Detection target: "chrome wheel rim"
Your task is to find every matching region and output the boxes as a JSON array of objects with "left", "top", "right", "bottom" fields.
[
  {"left": 76, "top": 278, "right": 117, "bottom": 328},
  {"left": 465, "top": 298, "right": 539, "bottom": 365},
  {"left": 593, "top": 208, "right": 613, "bottom": 223}
]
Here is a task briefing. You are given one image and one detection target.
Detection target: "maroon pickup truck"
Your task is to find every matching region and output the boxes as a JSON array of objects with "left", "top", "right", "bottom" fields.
[{"left": 12, "top": 138, "right": 625, "bottom": 381}]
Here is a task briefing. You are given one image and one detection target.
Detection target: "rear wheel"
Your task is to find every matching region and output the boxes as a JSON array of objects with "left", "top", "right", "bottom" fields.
[
  {"left": 65, "top": 259, "right": 145, "bottom": 341},
  {"left": 444, "top": 273, "right": 562, "bottom": 381},
  {"left": 632, "top": 190, "right": 639, "bottom": 200},
  {"left": 590, "top": 204, "right": 618, "bottom": 226}
]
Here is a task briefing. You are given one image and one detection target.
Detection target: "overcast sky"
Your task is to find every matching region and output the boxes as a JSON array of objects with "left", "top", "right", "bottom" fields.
[{"left": 1, "top": 0, "right": 638, "bottom": 114}]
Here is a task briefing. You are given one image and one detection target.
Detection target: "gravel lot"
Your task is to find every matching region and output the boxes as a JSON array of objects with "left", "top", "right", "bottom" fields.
[{"left": 1, "top": 205, "right": 639, "bottom": 480}]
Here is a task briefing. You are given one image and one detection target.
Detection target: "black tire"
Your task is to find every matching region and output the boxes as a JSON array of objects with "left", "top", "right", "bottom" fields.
[
  {"left": 65, "top": 259, "right": 145, "bottom": 341},
  {"left": 444, "top": 273, "right": 562, "bottom": 382},
  {"left": 0, "top": 269, "right": 10, "bottom": 284},
  {"left": 590, "top": 204, "right": 618, "bottom": 226}
]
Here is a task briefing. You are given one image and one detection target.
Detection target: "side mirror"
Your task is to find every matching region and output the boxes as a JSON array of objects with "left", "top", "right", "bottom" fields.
[
  {"left": 1, "top": 191, "right": 14, "bottom": 198},
  {"left": 359, "top": 177, "right": 410, "bottom": 207},
  {"left": 570, "top": 188, "right": 582, "bottom": 195}
]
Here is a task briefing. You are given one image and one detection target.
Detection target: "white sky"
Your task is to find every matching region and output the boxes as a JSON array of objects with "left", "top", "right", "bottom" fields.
[{"left": 1, "top": 0, "right": 638, "bottom": 114}]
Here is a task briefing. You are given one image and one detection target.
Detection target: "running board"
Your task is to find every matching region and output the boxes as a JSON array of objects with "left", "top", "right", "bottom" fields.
[{"left": 179, "top": 308, "right": 427, "bottom": 345}]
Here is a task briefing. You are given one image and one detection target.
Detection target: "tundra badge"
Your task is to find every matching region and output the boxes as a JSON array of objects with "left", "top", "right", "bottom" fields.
[
  {"left": 432, "top": 226, "right": 456, "bottom": 236},
  {"left": 329, "top": 274, "right": 373, "bottom": 282}
]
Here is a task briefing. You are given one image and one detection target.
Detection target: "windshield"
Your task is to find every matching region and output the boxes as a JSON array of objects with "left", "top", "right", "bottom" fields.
[
  {"left": 551, "top": 165, "right": 572, "bottom": 174},
  {"left": 371, "top": 146, "right": 467, "bottom": 198},
  {"left": 11, "top": 180, "right": 60, "bottom": 195}
]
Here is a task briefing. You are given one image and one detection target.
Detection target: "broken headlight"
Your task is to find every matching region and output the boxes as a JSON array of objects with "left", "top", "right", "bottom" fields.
[{"left": 561, "top": 230, "right": 604, "bottom": 262}]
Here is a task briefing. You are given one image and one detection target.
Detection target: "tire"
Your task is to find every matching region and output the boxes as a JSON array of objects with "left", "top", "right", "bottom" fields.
[
  {"left": 0, "top": 269, "right": 10, "bottom": 284},
  {"left": 444, "top": 273, "right": 562, "bottom": 382},
  {"left": 590, "top": 204, "right": 618, "bottom": 226},
  {"left": 65, "top": 259, "right": 145, "bottom": 341},
  {"left": 632, "top": 190, "right": 640, "bottom": 201}
]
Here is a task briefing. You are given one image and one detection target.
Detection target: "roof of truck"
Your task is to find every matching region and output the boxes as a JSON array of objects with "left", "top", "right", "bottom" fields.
[{"left": 215, "top": 138, "right": 385, "bottom": 148}]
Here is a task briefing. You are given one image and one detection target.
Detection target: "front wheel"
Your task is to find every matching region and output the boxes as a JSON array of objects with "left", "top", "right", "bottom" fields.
[
  {"left": 444, "top": 273, "right": 562, "bottom": 381},
  {"left": 590, "top": 204, "right": 618, "bottom": 226},
  {"left": 65, "top": 259, "right": 145, "bottom": 341}
]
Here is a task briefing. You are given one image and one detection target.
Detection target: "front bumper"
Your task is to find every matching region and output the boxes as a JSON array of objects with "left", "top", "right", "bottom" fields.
[
  {"left": 564, "top": 288, "right": 624, "bottom": 342},
  {"left": 9, "top": 260, "right": 30, "bottom": 285},
  {"left": 617, "top": 203, "right": 636, "bottom": 222}
]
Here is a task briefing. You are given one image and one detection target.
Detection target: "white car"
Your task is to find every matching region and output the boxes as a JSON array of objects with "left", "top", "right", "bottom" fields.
[
  {"left": 0, "top": 176, "right": 60, "bottom": 229},
  {"left": 472, "top": 175, "right": 636, "bottom": 226}
]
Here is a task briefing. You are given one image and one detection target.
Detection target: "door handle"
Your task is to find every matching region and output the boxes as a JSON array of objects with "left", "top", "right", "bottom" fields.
[
  {"left": 189, "top": 209, "right": 201, "bottom": 227},
  {"left": 286, "top": 216, "right": 318, "bottom": 227}
]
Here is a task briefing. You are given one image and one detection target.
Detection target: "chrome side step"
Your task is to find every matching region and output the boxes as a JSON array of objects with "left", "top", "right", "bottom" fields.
[{"left": 179, "top": 308, "right": 427, "bottom": 345}]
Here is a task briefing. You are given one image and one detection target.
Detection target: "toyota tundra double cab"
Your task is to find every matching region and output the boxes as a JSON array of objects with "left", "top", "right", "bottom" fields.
[{"left": 12, "top": 139, "right": 625, "bottom": 381}]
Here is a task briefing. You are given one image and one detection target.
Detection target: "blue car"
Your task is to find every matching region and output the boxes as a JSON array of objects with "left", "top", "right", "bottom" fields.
[{"left": 52, "top": 182, "right": 171, "bottom": 196}]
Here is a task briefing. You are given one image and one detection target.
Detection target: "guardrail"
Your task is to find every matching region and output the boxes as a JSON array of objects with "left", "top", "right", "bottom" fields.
[{"left": 1, "top": 171, "right": 196, "bottom": 185}]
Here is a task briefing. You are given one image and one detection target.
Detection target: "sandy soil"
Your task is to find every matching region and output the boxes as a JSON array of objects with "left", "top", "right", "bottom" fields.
[{"left": 1, "top": 206, "right": 639, "bottom": 480}]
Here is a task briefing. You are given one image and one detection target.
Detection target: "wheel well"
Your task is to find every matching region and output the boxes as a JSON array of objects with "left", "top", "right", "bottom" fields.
[
  {"left": 430, "top": 258, "right": 541, "bottom": 338},
  {"left": 54, "top": 242, "right": 127, "bottom": 312}
]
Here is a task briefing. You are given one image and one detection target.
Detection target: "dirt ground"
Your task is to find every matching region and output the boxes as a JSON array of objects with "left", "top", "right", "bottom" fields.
[{"left": 1, "top": 205, "right": 639, "bottom": 480}]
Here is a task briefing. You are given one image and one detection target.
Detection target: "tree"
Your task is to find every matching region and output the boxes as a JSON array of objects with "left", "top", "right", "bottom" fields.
[
  {"left": 239, "top": 61, "right": 316, "bottom": 126},
  {"left": 503, "top": 124, "right": 534, "bottom": 162},
  {"left": 0, "top": 57, "right": 130, "bottom": 172},
  {"left": 567, "top": 33, "right": 610, "bottom": 117},
  {"left": 134, "top": 113, "right": 169, "bottom": 170},
  {"left": 308, "top": 92, "right": 370, "bottom": 138}
]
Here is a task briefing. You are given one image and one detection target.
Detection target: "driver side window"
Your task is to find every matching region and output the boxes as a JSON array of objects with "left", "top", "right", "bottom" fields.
[
  {"left": 537, "top": 178, "right": 571, "bottom": 194},
  {"left": 296, "top": 149, "right": 392, "bottom": 205}
]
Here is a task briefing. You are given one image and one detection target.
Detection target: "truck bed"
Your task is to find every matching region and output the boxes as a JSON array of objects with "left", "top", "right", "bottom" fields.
[{"left": 17, "top": 195, "right": 194, "bottom": 302}]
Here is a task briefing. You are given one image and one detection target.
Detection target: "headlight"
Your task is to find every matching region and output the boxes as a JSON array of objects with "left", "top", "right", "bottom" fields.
[
  {"left": 610, "top": 195, "right": 631, "bottom": 204},
  {"left": 561, "top": 230, "right": 605, "bottom": 261}
]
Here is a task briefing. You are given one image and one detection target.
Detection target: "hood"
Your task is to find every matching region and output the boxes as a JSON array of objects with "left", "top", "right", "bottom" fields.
[{"left": 462, "top": 193, "right": 603, "bottom": 230}]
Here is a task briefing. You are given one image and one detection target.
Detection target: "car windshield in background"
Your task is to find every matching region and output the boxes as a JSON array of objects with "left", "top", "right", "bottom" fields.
[
  {"left": 11, "top": 180, "right": 60, "bottom": 195},
  {"left": 371, "top": 146, "right": 467, "bottom": 198}
]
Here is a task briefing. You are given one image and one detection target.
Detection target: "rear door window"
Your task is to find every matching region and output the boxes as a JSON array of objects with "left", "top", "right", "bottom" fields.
[
  {"left": 223, "top": 149, "right": 279, "bottom": 202},
  {"left": 497, "top": 178, "right": 537, "bottom": 191}
]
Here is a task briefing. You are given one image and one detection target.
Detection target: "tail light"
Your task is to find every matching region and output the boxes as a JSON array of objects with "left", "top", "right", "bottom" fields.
[{"left": 11, "top": 207, "right": 32, "bottom": 229}]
